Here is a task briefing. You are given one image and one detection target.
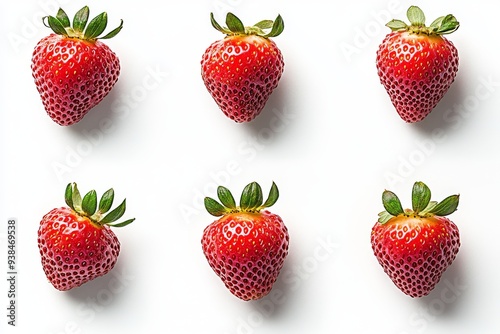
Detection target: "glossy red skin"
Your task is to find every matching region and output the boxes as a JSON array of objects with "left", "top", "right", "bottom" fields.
[
  {"left": 202, "top": 210, "right": 289, "bottom": 300},
  {"left": 201, "top": 35, "right": 284, "bottom": 123},
  {"left": 31, "top": 34, "right": 120, "bottom": 126},
  {"left": 37, "top": 207, "right": 120, "bottom": 291},
  {"left": 371, "top": 214, "right": 460, "bottom": 297},
  {"left": 376, "top": 31, "right": 459, "bottom": 123}
]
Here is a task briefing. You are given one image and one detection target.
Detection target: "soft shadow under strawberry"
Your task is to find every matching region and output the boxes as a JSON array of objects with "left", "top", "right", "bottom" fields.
[
  {"left": 242, "top": 77, "right": 290, "bottom": 135},
  {"left": 66, "top": 85, "right": 122, "bottom": 135},
  {"left": 244, "top": 248, "right": 298, "bottom": 320},
  {"left": 412, "top": 73, "right": 467, "bottom": 135},
  {"left": 64, "top": 258, "right": 130, "bottom": 304},
  {"left": 415, "top": 252, "right": 468, "bottom": 317}
]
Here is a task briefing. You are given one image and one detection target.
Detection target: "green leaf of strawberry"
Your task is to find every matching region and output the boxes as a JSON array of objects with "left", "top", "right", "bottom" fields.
[
  {"left": 240, "top": 182, "right": 264, "bottom": 211},
  {"left": 100, "top": 20, "right": 124, "bottom": 39},
  {"left": 73, "top": 6, "right": 89, "bottom": 33},
  {"left": 204, "top": 197, "right": 227, "bottom": 217},
  {"left": 46, "top": 15, "right": 67, "bottom": 35},
  {"left": 100, "top": 199, "right": 127, "bottom": 225},
  {"left": 98, "top": 188, "right": 114, "bottom": 213},
  {"left": 381, "top": 190, "right": 404, "bottom": 220},
  {"left": 205, "top": 181, "right": 280, "bottom": 216},
  {"left": 411, "top": 181, "right": 431, "bottom": 213},
  {"left": 225, "top": 12, "right": 245, "bottom": 34},
  {"left": 262, "top": 182, "right": 279, "bottom": 208},
  {"left": 434, "top": 14, "right": 459, "bottom": 34},
  {"left": 71, "top": 184, "right": 83, "bottom": 213},
  {"left": 254, "top": 20, "right": 273, "bottom": 29},
  {"left": 65, "top": 182, "right": 74, "bottom": 209},
  {"left": 407, "top": 5, "right": 426, "bottom": 26},
  {"left": 264, "top": 15, "right": 284, "bottom": 38},
  {"left": 56, "top": 8, "right": 71, "bottom": 28},
  {"left": 82, "top": 189, "right": 97, "bottom": 216},
  {"left": 217, "top": 186, "right": 236, "bottom": 210},
  {"left": 84, "top": 12, "right": 108, "bottom": 40},
  {"left": 428, "top": 194, "right": 460, "bottom": 216},
  {"left": 386, "top": 19, "right": 408, "bottom": 31}
]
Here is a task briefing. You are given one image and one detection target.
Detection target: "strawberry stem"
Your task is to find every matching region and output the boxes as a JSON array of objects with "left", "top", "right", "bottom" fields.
[
  {"left": 64, "top": 183, "right": 134, "bottom": 227},
  {"left": 43, "top": 6, "right": 123, "bottom": 41},
  {"left": 385, "top": 5, "right": 459, "bottom": 35},
  {"left": 378, "top": 181, "right": 459, "bottom": 224},
  {"left": 210, "top": 12, "right": 284, "bottom": 38},
  {"left": 204, "top": 182, "right": 279, "bottom": 217}
]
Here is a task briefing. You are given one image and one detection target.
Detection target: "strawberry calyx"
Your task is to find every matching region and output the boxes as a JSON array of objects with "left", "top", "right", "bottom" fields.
[
  {"left": 386, "top": 5, "right": 459, "bottom": 36},
  {"left": 210, "top": 12, "right": 284, "bottom": 38},
  {"left": 64, "top": 182, "right": 134, "bottom": 228},
  {"left": 204, "top": 181, "right": 279, "bottom": 217},
  {"left": 378, "top": 181, "right": 459, "bottom": 224},
  {"left": 43, "top": 6, "right": 123, "bottom": 41}
]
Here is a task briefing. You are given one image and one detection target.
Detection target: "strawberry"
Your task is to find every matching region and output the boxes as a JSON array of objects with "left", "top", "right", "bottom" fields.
[
  {"left": 371, "top": 181, "right": 460, "bottom": 298},
  {"left": 201, "top": 182, "right": 289, "bottom": 300},
  {"left": 31, "top": 6, "right": 122, "bottom": 126},
  {"left": 201, "top": 13, "right": 285, "bottom": 123},
  {"left": 376, "top": 6, "right": 460, "bottom": 123},
  {"left": 37, "top": 183, "right": 134, "bottom": 291}
]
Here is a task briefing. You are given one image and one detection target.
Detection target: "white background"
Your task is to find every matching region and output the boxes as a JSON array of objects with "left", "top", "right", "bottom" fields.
[{"left": 1, "top": 0, "right": 500, "bottom": 333}]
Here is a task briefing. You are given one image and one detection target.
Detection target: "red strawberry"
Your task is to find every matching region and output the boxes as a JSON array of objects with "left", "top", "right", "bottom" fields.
[
  {"left": 31, "top": 6, "right": 122, "bottom": 126},
  {"left": 371, "top": 181, "right": 460, "bottom": 298},
  {"left": 202, "top": 182, "right": 289, "bottom": 300},
  {"left": 201, "top": 13, "right": 285, "bottom": 123},
  {"left": 37, "top": 183, "right": 134, "bottom": 291},
  {"left": 376, "top": 6, "right": 459, "bottom": 123}
]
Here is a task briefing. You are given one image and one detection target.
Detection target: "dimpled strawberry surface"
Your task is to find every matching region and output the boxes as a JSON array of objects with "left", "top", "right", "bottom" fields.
[
  {"left": 202, "top": 211, "right": 289, "bottom": 300},
  {"left": 32, "top": 34, "right": 120, "bottom": 125},
  {"left": 38, "top": 207, "right": 120, "bottom": 291},
  {"left": 371, "top": 215, "right": 460, "bottom": 297}
]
